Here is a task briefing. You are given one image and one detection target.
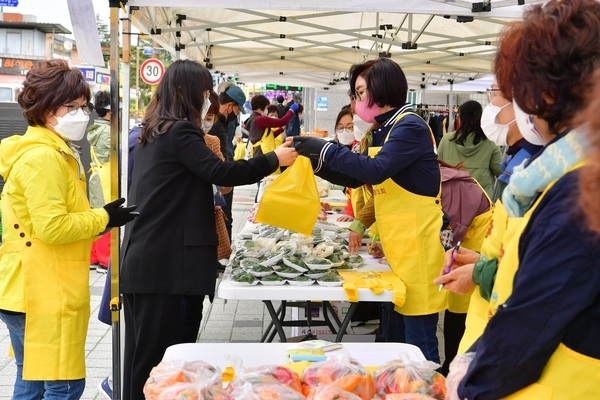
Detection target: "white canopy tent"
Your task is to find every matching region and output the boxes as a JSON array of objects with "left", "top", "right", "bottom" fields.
[{"left": 126, "top": 0, "right": 544, "bottom": 89}]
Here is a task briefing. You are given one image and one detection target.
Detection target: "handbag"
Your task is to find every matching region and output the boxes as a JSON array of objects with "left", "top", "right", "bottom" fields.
[{"left": 215, "top": 206, "right": 232, "bottom": 260}]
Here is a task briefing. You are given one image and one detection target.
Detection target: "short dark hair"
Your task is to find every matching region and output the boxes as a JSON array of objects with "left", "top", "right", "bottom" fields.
[
  {"left": 250, "top": 95, "right": 270, "bottom": 111},
  {"left": 18, "top": 59, "right": 91, "bottom": 127},
  {"left": 349, "top": 58, "right": 407, "bottom": 108},
  {"left": 266, "top": 105, "right": 279, "bottom": 114},
  {"left": 452, "top": 100, "right": 486, "bottom": 146},
  {"left": 276, "top": 95, "right": 284, "bottom": 104},
  {"left": 141, "top": 60, "right": 213, "bottom": 144},
  {"left": 94, "top": 90, "right": 111, "bottom": 118},
  {"left": 218, "top": 91, "right": 235, "bottom": 106}
]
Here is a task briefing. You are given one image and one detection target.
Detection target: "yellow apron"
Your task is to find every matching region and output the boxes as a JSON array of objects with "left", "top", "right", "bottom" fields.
[
  {"left": 368, "top": 112, "right": 446, "bottom": 316},
  {"left": 350, "top": 184, "right": 378, "bottom": 237},
  {"left": 475, "top": 163, "right": 599, "bottom": 397},
  {"left": 253, "top": 127, "right": 279, "bottom": 174},
  {"left": 0, "top": 158, "right": 92, "bottom": 380},
  {"left": 448, "top": 183, "right": 494, "bottom": 314},
  {"left": 458, "top": 200, "right": 508, "bottom": 353}
]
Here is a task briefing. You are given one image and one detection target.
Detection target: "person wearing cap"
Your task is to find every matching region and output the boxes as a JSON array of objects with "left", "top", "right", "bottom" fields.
[
  {"left": 245, "top": 94, "right": 298, "bottom": 160},
  {"left": 87, "top": 90, "right": 112, "bottom": 273}
]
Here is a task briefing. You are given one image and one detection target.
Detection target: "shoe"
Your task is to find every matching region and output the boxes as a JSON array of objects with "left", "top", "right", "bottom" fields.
[
  {"left": 96, "top": 264, "right": 108, "bottom": 274},
  {"left": 90, "top": 263, "right": 98, "bottom": 271},
  {"left": 97, "top": 376, "right": 113, "bottom": 400}
]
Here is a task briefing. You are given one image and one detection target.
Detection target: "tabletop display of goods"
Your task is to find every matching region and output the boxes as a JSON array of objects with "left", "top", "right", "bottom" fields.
[
  {"left": 226, "top": 224, "right": 365, "bottom": 287},
  {"left": 144, "top": 352, "right": 447, "bottom": 400}
]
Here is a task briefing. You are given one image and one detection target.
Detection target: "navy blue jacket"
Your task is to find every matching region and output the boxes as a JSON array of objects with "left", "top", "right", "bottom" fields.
[
  {"left": 458, "top": 170, "right": 600, "bottom": 399},
  {"left": 314, "top": 104, "right": 440, "bottom": 197}
]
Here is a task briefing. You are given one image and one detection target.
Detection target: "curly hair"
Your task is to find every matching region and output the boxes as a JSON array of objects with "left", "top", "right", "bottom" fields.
[
  {"left": 250, "top": 94, "right": 270, "bottom": 111},
  {"left": 18, "top": 59, "right": 91, "bottom": 127},
  {"left": 494, "top": 0, "right": 600, "bottom": 135},
  {"left": 580, "top": 69, "right": 600, "bottom": 233}
]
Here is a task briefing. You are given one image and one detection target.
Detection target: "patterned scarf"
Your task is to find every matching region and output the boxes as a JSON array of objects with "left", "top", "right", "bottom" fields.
[{"left": 502, "top": 130, "right": 586, "bottom": 217}]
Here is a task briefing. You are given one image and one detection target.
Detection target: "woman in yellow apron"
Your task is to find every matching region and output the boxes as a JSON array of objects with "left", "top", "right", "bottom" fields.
[
  {"left": 445, "top": 1, "right": 600, "bottom": 398},
  {"left": 0, "top": 60, "right": 138, "bottom": 399},
  {"left": 293, "top": 57, "right": 446, "bottom": 363}
]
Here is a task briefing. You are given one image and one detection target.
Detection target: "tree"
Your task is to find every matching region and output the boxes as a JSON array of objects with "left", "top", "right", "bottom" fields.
[{"left": 96, "top": 14, "right": 110, "bottom": 66}]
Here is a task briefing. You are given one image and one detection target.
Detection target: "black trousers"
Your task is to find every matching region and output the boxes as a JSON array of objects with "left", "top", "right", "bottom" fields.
[
  {"left": 223, "top": 189, "right": 234, "bottom": 241},
  {"left": 442, "top": 310, "right": 467, "bottom": 376},
  {"left": 123, "top": 293, "right": 204, "bottom": 400}
]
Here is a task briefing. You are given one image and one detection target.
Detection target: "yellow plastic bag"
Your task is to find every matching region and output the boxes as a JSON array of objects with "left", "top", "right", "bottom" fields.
[
  {"left": 233, "top": 141, "right": 246, "bottom": 161},
  {"left": 89, "top": 146, "right": 111, "bottom": 204},
  {"left": 255, "top": 156, "right": 320, "bottom": 235}
]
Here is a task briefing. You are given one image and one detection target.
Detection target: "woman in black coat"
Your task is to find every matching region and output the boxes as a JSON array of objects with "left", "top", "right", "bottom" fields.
[{"left": 120, "top": 60, "right": 297, "bottom": 400}]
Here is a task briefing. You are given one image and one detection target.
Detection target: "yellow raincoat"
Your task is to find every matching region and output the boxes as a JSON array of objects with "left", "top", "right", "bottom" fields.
[{"left": 0, "top": 126, "right": 108, "bottom": 380}]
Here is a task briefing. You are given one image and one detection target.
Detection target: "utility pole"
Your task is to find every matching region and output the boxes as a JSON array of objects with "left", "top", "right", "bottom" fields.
[{"left": 136, "top": 34, "right": 140, "bottom": 122}]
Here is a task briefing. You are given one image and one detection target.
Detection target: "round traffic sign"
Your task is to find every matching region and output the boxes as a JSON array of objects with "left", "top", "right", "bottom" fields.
[{"left": 140, "top": 58, "right": 165, "bottom": 85}]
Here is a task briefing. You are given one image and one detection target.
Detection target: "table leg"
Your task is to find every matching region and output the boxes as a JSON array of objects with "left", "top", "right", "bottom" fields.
[
  {"left": 321, "top": 301, "right": 339, "bottom": 334},
  {"left": 261, "top": 301, "right": 284, "bottom": 342},
  {"left": 335, "top": 302, "right": 359, "bottom": 342},
  {"left": 263, "top": 300, "right": 287, "bottom": 342}
]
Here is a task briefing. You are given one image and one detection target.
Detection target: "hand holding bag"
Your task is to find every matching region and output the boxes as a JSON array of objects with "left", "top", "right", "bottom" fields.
[{"left": 255, "top": 156, "right": 321, "bottom": 235}]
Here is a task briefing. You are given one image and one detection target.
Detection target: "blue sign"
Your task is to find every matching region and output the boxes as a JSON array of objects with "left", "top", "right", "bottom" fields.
[
  {"left": 142, "top": 48, "right": 154, "bottom": 56},
  {"left": 0, "top": 0, "right": 19, "bottom": 7},
  {"left": 317, "top": 96, "right": 328, "bottom": 111},
  {"left": 78, "top": 67, "right": 95, "bottom": 83}
]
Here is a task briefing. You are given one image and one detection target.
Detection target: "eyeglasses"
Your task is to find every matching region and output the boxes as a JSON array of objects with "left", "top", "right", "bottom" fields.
[
  {"left": 486, "top": 87, "right": 501, "bottom": 102},
  {"left": 353, "top": 89, "right": 368, "bottom": 102},
  {"left": 336, "top": 124, "right": 354, "bottom": 132},
  {"left": 63, "top": 102, "right": 94, "bottom": 116}
]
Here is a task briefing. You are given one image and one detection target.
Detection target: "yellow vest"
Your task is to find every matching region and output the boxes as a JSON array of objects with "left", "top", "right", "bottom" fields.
[
  {"left": 458, "top": 200, "right": 507, "bottom": 353},
  {"left": 368, "top": 112, "right": 446, "bottom": 316},
  {"left": 252, "top": 127, "right": 280, "bottom": 174},
  {"left": 469, "top": 163, "right": 599, "bottom": 398}
]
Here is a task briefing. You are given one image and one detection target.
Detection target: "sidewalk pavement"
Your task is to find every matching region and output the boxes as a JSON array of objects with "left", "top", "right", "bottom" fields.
[{"left": 0, "top": 183, "right": 444, "bottom": 399}]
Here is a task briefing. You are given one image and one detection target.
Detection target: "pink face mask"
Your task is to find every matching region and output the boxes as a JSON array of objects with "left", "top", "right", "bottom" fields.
[{"left": 354, "top": 99, "right": 381, "bottom": 124}]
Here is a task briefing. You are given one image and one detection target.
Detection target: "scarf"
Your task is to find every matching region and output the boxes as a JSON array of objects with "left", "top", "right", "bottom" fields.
[{"left": 502, "top": 130, "right": 586, "bottom": 217}]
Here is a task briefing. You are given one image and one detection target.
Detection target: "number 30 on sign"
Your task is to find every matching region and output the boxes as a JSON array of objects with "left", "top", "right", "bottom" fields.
[{"left": 140, "top": 58, "right": 165, "bottom": 85}]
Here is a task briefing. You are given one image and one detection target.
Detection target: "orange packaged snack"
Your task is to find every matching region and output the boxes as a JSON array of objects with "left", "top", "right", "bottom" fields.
[{"left": 301, "top": 354, "right": 375, "bottom": 400}]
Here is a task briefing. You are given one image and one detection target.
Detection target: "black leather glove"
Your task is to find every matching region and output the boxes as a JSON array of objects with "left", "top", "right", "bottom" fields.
[
  {"left": 292, "top": 136, "right": 330, "bottom": 158},
  {"left": 103, "top": 198, "right": 139, "bottom": 228}
]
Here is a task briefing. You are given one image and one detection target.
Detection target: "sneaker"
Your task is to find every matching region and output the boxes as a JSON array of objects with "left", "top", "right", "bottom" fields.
[
  {"left": 97, "top": 376, "right": 113, "bottom": 400},
  {"left": 96, "top": 264, "right": 108, "bottom": 274},
  {"left": 90, "top": 263, "right": 98, "bottom": 271}
]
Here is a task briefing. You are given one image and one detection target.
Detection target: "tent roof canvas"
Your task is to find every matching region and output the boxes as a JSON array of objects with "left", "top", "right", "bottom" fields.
[{"left": 127, "top": 0, "right": 545, "bottom": 88}]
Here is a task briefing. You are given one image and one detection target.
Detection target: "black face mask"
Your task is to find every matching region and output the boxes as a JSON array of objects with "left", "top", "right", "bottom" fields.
[{"left": 227, "top": 111, "right": 238, "bottom": 123}]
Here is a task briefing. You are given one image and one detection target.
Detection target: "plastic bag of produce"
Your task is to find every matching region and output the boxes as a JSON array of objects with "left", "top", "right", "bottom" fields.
[{"left": 373, "top": 358, "right": 446, "bottom": 400}]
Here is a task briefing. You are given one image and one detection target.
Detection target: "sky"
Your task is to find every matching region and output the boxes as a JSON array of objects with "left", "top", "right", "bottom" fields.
[{"left": 7, "top": 0, "right": 111, "bottom": 35}]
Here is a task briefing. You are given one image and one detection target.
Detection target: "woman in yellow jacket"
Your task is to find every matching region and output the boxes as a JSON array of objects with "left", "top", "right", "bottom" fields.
[{"left": 0, "top": 59, "right": 137, "bottom": 399}]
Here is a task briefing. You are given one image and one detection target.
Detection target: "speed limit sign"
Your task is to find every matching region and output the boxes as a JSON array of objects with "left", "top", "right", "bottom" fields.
[{"left": 140, "top": 58, "right": 165, "bottom": 85}]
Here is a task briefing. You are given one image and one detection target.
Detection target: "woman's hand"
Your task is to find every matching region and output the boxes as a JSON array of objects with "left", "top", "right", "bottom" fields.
[
  {"left": 444, "top": 246, "right": 480, "bottom": 271},
  {"left": 336, "top": 215, "right": 354, "bottom": 222},
  {"left": 274, "top": 138, "right": 298, "bottom": 166},
  {"left": 367, "top": 241, "right": 385, "bottom": 258},
  {"left": 434, "top": 263, "right": 476, "bottom": 294},
  {"left": 348, "top": 231, "right": 362, "bottom": 254}
]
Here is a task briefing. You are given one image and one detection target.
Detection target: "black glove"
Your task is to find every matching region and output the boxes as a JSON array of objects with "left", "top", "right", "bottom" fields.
[
  {"left": 103, "top": 198, "right": 139, "bottom": 228},
  {"left": 292, "top": 136, "right": 330, "bottom": 158}
]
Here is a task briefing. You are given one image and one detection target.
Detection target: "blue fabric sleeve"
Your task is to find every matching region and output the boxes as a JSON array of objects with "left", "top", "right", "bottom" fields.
[{"left": 458, "top": 172, "right": 600, "bottom": 399}]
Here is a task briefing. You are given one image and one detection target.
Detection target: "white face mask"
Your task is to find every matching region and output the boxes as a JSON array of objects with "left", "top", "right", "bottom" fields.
[
  {"left": 352, "top": 114, "right": 371, "bottom": 141},
  {"left": 201, "top": 95, "right": 211, "bottom": 120},
  {"left": 336, "top": 128, "right": 355, "bottom": 145},
  {"left": 512, "top": 100, "right": 546, "bottom": 146},
  {"left": 50, "top": 109, "right": 89, "bottom": 141},
  {"left": 201, "top": 120, "right": 213, "bottom": 133},
  {"left": 481, "top": 102, "right": 514, "bottom": 146}
]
